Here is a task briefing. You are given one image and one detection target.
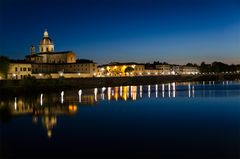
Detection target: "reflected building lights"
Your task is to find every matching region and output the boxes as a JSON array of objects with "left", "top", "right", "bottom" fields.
[
  {"left": 123, "top": 86, "right": 127, "bottom": 101},
  {"left": 172, "top": 83, "right": 176, "bottom": 98},
  {"left": 168, "top": 83, "right": 171, "bottom": 97},
  {"left": 42, "top": 115, "right": 57, "bottom": 138},
  {"left": 101, "top": 93, "right": 105, "bottom": 100},
  {"left": 107, "top": 87, "right": 111, "bottom": 101},
  {"left": 188, "top": 83, "right": 191, "bottom": 98},
  {"left": 114, "top": 87, "right": 119, "bottom": 101},
  {"left": 162, "top": 84, "right": 165, "bottom": 98},
  {"left": 8, "top": 82, "right": 238, "bottom": 138},
  {"left": 101, "top": 87, "right": 106, "bottom": 100},
  {"left": 94, "top": 88, "right": 98, "bottom": 102},
  {"left": 155, "top": 84, "right": 158, "bottom": 98},
  {"left": 130, "top": 86, "right": 133, "bottom": 98},
  {"left": 148, "top": 85, "right": 151, "bottom": 98},
  {"left": 140, "top": 85, "right": 142, "bottom": 98},
  {"left": 40, "top": 93, "right": 43, "bottom": 106},
  {"left": 78, "top": 90, "right": 82, "bottom": 103},
  {"left": 61, "top": 91, "right": 64, "bottom": 104},
  {"left": 131, "top": 86, "right": 137, "bottom": 100},
  {"left": 127, "top": 86, "right": 130, "bottom": 98},
  {"left": 102, "top": 87, "right": 106, "bottom": 93},
  {"left": 192, "top": 86, "right": 195, "bottom": 97},
  {"left": 120, "top": 86, "right": 123, "bottom": 97},
  {"left": 14, "top": 97, "right": 17, "bottom": 110}
]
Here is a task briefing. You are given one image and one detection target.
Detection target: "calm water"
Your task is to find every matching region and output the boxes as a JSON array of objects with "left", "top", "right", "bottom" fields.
[{"left": 0, "top": 81, "right": 240, "bottom": 159}]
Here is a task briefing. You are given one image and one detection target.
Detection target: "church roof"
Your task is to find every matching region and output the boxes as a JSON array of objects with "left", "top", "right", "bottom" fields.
[
  {"left": 38, "top": 51, "right": 74, "bottom": 55},
  {"left": 26, "top": 51, "right": 74, "bottom": 57}
]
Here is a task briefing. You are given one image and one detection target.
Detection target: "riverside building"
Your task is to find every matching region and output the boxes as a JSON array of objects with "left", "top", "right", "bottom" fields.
[{"left": 6, "top": 30, "right": 97, "bottom": 79}]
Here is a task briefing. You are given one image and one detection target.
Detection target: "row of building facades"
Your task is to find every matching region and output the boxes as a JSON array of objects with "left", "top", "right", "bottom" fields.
[{"left": 3, "top": 30, "right": 199, "bottom": 80}]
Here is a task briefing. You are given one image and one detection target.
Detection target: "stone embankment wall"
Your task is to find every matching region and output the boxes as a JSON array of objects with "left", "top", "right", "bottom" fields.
[{"left": 0, "top": 74, "right": 239, "bottom": 94}]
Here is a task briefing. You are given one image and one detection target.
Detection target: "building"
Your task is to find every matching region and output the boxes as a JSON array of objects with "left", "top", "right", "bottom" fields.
[
  {"left": 3, "top": 30, "right": 97, "bottom": 79},
  {"left": 7, "top": 60, "right": 32, "bottom": 79},
  {"left": 155, "top": 64, "right": 171, "bottom": 75},
  {"left": 32, "top": 59, "right": 97, "bottom": 79},
  {"left": 4, "top": 30, "right": 97, "bottom": 79},
  {"left": 26, "top": 30, "right": 76, "bottom": 64},
  {"left": 98, "top": 62, "right": 145, "bottom": 77},
  {"left": 180, "top": 66, "right": 199, "bottom": 75}
]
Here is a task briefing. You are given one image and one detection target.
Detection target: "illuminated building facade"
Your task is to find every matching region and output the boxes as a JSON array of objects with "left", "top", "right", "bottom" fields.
[
  {"left": 98, "top": 62, "right": 145, "bottom": 77},
  {"left": 26, "top": 30, "right": 76, "bottom": 64},
  {"left": 6, "top": 30, "right": 97, "bottom": 79},
  {"left": 7, "top": 60, "right": 32, "bottom": 79},
  {"left": 181, "top": 66, "right": 200, "bottom": 75}
]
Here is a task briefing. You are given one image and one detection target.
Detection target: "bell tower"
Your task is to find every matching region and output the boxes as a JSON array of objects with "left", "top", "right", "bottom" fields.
[{"left": 30, "top": 44, "right": 35, "bottom": 55}]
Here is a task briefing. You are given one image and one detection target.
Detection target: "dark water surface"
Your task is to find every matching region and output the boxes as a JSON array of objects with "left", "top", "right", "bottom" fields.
[{"left": 1, "top": 81, "right": 240, "bottom": 159}]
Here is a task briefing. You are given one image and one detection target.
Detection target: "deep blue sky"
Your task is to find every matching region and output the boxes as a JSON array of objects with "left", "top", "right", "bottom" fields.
[{"left": 0, "top": 0, "right": 240, "bottom": 64}]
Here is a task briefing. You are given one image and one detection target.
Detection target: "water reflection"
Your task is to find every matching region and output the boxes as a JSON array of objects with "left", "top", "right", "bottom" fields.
[
  {"left": 1, "top": 81, "right": 240, "bottom": 138},
  {"left": 40, "top": 93, "right": 43, "bottom": 106},
  {"left": 61, "top": 91, "right": 64, "bottom": 104},
  {"left": 78, "top": 89, "right": 82, "bottom": 103}
]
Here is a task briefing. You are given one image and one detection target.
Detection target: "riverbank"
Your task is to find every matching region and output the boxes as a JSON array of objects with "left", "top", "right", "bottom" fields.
[{"left": 0, "top": 74, "right": 239, "bottom": 94}]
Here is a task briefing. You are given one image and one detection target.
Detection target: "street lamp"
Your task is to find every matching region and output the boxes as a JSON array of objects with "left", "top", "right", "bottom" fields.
[{"left": 13, "top": 73, "right": 16, "bottom": 79}]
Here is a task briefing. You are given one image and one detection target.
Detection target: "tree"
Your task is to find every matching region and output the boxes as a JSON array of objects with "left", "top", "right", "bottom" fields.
[
  {"left": 186, "top": 63, "right": 194, "bottom": 67},
  {"left": 0, "top": 56, "right": 10, "bottom": 79},
  {"left": 199, "top": 62, "right": 211, "bottom": 73},
  {"left": 211, "top": 61, "right": 228, "bottom": 73},
  {"left": 124, "top": 67, "right": 134, "bottom": 74}
]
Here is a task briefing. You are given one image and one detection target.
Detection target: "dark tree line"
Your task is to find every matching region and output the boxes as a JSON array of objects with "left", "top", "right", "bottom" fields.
[
  {"left": 198, "top": 61, "right": 240, "bottom": 73},
  {"left": 149, "top": 61, "right": 240, "bottom": 73},
  {"left": 0, "top": 56, "right": 10, "bottom": 79}
]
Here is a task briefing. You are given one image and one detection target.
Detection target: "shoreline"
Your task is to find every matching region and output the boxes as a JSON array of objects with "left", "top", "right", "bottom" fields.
[{"left": 0, "top": 74, "right": 239, "bottom": 94}]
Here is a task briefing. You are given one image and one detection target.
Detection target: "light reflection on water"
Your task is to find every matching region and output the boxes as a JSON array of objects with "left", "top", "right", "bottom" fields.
[{"left": 0, "top": 80, "right": 240, "bottom": 158}]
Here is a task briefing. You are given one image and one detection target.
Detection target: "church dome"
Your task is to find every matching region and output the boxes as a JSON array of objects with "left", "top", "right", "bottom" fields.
[
  {"left": 40, "top": 37, "right": 53, "bottom": 45},
  {"left": 39, "top": 29, "right": 55, "bottom": 53},
  {"left": 40, "top": 30, "right": 53, "bottom": 45}
]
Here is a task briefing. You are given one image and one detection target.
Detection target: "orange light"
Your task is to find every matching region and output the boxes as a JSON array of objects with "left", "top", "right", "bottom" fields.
[{"left": 69, "top": 105, "right": 77, "bottom": 112}]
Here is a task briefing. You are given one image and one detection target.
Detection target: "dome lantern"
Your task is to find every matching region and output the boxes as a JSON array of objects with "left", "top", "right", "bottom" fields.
[{"left": 44, "top": 29, "right": 49, "bottom": 37}]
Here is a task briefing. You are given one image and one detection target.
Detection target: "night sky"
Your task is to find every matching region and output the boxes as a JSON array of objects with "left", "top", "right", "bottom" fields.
[{"left": 0, "top": 0, "right": 240, "bottom": 64}]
